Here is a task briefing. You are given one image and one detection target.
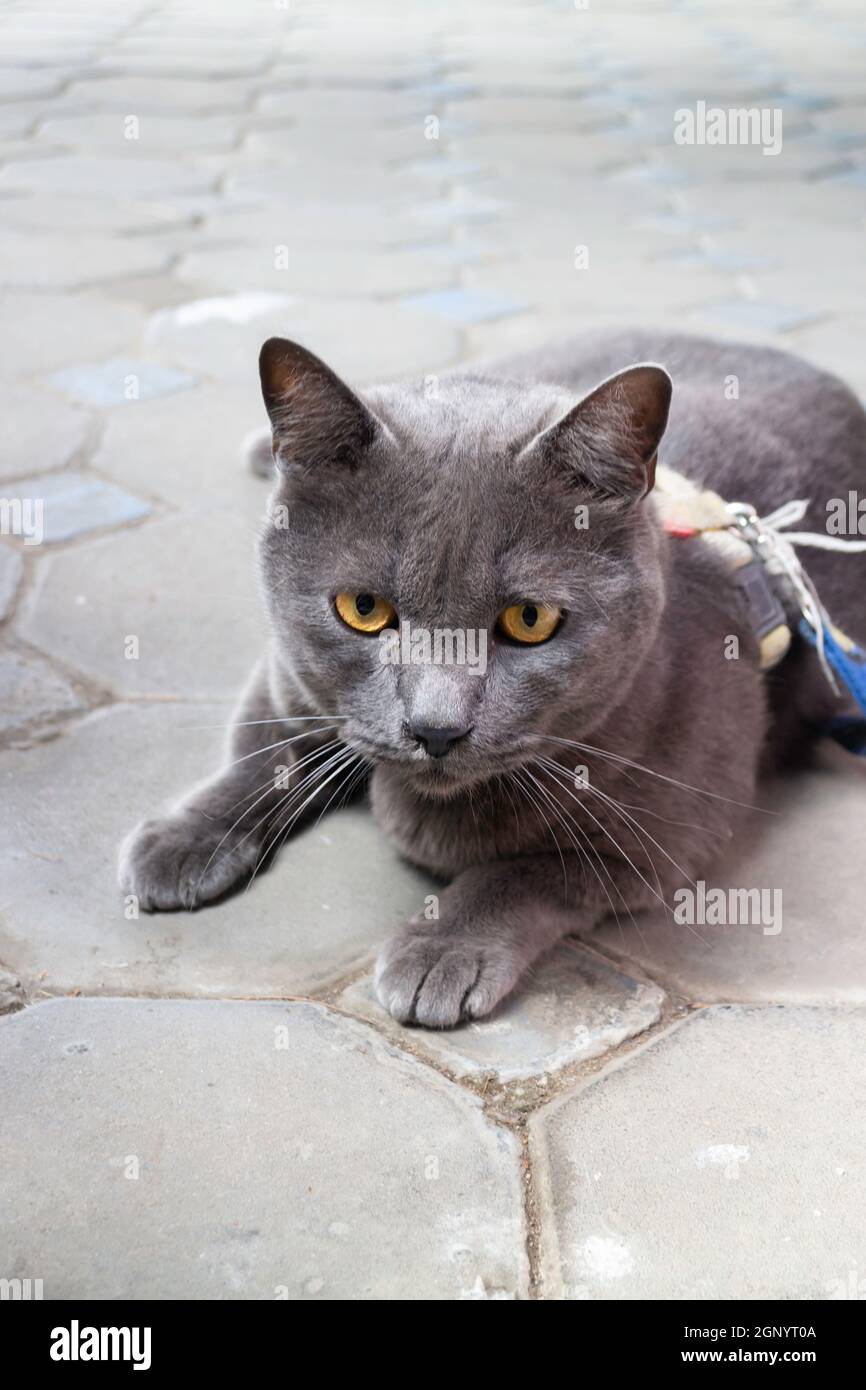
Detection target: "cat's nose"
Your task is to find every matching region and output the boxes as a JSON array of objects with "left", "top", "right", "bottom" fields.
[{"left": 409, "top": 723, "right": 473, "bottom": 759}]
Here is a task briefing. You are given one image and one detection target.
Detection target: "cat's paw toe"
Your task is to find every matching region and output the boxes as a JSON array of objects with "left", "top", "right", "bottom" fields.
[
  {"left": 118, "top": 814, "right": 258, "bottom": 911},
  {"left": 375, "top": 930, "right": 518, "bottom": 1028}
]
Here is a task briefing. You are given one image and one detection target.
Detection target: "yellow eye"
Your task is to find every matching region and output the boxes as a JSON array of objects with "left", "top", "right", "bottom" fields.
[
  {"left": 498, "top": 602, "right": 562, "bottom": 644},
  {"left": 335, "top": 591, "right": 397, "bottom": 634}
]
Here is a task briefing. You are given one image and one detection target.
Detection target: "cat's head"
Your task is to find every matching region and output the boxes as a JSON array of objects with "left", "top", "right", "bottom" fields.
[{"left": 256, "top": 338, "right": 671, "bottom": 797}]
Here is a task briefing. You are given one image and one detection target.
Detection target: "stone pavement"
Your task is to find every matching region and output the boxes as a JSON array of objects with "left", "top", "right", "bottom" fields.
[{"left": 1, "top": 0, "right": 866, "bottom": 1300}]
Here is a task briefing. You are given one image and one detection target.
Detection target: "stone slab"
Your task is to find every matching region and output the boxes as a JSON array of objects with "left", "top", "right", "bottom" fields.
[
  {"left": 177, "top": 245, "right": 452, "bottom": 299},
  {"left": 401, "top": 286, "right": 527, "bottom": 324},
  {"left": 0, "top": 230, "right": 168, "bottom": 291},
  {"left": 48, "top": 358, "right": 196, "bottom": 407},
  {"left": 342, "top": 942, "right": 665, "bottom": 1082},
  {"left": 92, "top": 381, "right": 267, "bottom": 512},
  {"left": 0, "top": 545, "right": 23, "bottom": 623},
  {"left": 0, "top": 291, "right": 146, "bottom": 379},
  {"left": 533, "top": 1005, "right": 866, "bottom": 1300},
  {"left": 593, "top": 743, "right": 866, "bottom": 1005},
  {"left": 145, "top": 295, "right": 461, "bottom": 384},
  {"left": 21, "top": 510, "right": 262, "bottom": 697},
  {"left": 36, "top": 112, "right": 242, "bottom": 154},
  {"left": 0, "top": 155, "right": 215, "bottom": 199},
  {"left": 0, "top": 642, "right": 86, "bottom": 742},
  {"left": 0, "top": 998, "right": 527, "bottom": 1298},
  {"left": 0, "top": 383, "right": 91, "bottom": 482},
  {"left": 6, "top": 469, "right": 150, "bottom": 546}
]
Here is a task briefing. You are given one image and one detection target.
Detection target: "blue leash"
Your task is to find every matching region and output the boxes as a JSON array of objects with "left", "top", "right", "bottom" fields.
[{"left": 799, "top": 618, "right": 866, "bottom": 754}]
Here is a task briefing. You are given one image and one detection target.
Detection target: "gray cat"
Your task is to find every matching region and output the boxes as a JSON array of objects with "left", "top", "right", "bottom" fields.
[{"left": 119, "top": 331, "right": 866, "bottom": 1026}]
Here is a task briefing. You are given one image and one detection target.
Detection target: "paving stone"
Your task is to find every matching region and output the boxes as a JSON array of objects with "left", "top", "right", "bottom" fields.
[
  {"left": 0, "top": 230, "right": 168, "bottom": 291},
  {"left": 85, "top": 273, "right": 208, "bottom": 313},
  {"left": 443, "top": 96, "right": 598, "bottom": 131},
  {"left": 7, "top": 470, "right": 150, "bottom": 546},
  {"left": 401, "top": 156, "right": 487, "bottom": 181},
  {"left": 36, "top": 112, "right": 242, "bottom": 154},
  {"left": 411, "top": 80, "right": 480, "bottom": 103},
  {"left": 21, "top": 510, "right": 262, "bottom": 697},
  {"left": 401, "top": 286, "right": 527, "bottom": 324},
  {"left": 0, "top": 67, "right": 64, "bottom": 99},
  {"left": 466, "top": 255, "right": 729, "bottom": 316},
  {"left": 636, "top": 211, "right": 738, "bottom": 236},
  {"left": 746, "top": 264, "right": 866, "bottom": 315},
  {"left": 0, "top": 290, "right": 146, "bottom": 378},
  {"left": 452, "top": 130, "right": 627, "bottom": 173},
  {"left": 60, "top": 74, "right": 261, "bottom": 114},
  {"left": 0, "top": 137, "right": 68, "bottom": 163},
  {"left": 609, "top": 160, "right": 691, "bottom": 186},
  {"left": 0, "top": 704, "right": 435, "bottom": 998},
  {"left": 463, "top": 306, "right": 661, "bottom": 363},
  {"left": 594, "top": 743, "right": 866, "bottom": 1004},
  {"left": 90, "top": 53, "right": 268, "bottom": 79},
  {"left": 0, "top": 642, "right": 86, "bottom": 741},
  {"left": 0, "top": 155, "right": 215, "bottom": 199},
  {"left": 670, "top": 142, "right": 846, "bottom": 182},
  {"left": 0, "top": 969, "right": 25, "bottom": 1015},
  {"left": 787, "top": 315, "right": 866, "bottom": 395},
  {"left": 254, "top": 88, "right": 429, "bottom": 126},
  {"left": 0, "top": 997, "right": 527, "bottom": 1298},
  {"left": 48, "top": 357, "right": 196, "bottom": 407},
  {"left": 177, "top": 244, "right": 453, "bottom": 298},
  {"left": 241, "top": 125, "right": 422, "bottom": 166},
  {"left": 532, "top": 1005, "right": 866, "bottom": 1299},
  {"left": 658, "top": 246, "right": 773, "bottom": 272},
  {"left": 191, "top": 200, "right": 417, "bottom": 251},
  {"left": 221, "top": 158, "right": 409, "bottom": 204},
  {"left": 0, "top": 545, "right": 23, "bottom": 623},
  {"left": 0, "top": 383, "right": 91, "bottom": 482},
  {"left": 341, "top": 942, "right": 665, "bottom": 1082},
  {"left": 402, "top": 237, "right": 494, "bottom": 265},
  {"left": 150, "top": 290, "right": 296, "bottom": 329},
  {"left": 92, "top": 381, "right": 267, "bottom": 512},
  {"left": 694, "top": 298, "right": 823, "bottom": 334},
  {"left": 0, "top": 108, "right": 36, "bottom": 138},
  {"left": 146, "top": 295, "right": 461, "bottom": 384},
  {"left": 697, "top": 221, "right": 864, "bottom": 278},
  {"left": 684, "top": 178, "right": 865, "bottom": 228},
  {"left": 409, "top": 193, "right": 509, "bottom": 227},
  {"left": 0, "top": 194, "right": 192, "bottom": 236}
]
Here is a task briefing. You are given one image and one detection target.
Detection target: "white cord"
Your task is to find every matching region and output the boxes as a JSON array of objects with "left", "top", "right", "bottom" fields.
[{"left": 728, "top": 499, "right": 866, "bottom": 693}]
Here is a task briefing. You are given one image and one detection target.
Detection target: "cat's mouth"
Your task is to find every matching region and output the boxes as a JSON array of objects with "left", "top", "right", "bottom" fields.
[
  {"left": 346, "top": 729, "right": 474, "bottom": 785},
  {"left": 347, "top": 729, "right": 534, "bottom": 797}
]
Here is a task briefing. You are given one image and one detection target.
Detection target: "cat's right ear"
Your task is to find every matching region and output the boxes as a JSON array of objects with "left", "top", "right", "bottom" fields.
[
  {"left": 259, "top": 338, "right": 378, "bottom": 473},
  {"left": 526, "top": 363, "right": 672, "bottom": 502}
]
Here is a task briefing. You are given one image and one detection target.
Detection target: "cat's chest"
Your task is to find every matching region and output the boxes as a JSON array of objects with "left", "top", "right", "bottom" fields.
[
  {"left": 367, "top": 762, "right": 653, "bottom": 878},
  {"left": 368, "top": 766, "right": 537, "bottom": 876}
]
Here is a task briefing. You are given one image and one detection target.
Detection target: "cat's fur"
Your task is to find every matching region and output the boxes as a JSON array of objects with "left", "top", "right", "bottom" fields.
[{"left": 119, "top": 331, "right": 866, "bottom": 1026}]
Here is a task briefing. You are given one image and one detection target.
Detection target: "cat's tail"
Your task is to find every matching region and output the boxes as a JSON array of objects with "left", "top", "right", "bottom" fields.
[{"left": 242, "top": 425, "right": 274, "bottom": 478}]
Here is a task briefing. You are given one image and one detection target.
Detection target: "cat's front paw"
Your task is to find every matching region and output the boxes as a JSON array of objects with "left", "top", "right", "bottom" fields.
[
  {"left": 374, "top": 924, "right": 523, "bottom": 1028},
  {"left": 118, "top": 812, "right": 262, "bottom": 911}
]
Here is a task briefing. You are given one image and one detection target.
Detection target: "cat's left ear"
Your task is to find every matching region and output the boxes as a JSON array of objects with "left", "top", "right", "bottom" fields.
[
  {"left": 529, "top": 363, "right": 672, "bottom": 500},
  {"left": 259, "top": 337, "right": 379, "bottom": 473}
]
